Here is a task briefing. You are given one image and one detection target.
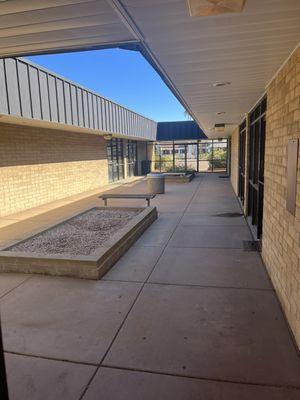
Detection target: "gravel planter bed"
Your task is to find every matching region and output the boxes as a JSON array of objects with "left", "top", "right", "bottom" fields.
[
  {"left": 0, "top": 206, "right": 157, "bottom": 280},
  {"left": 9, "top": 208, "right": 141, "bottom": 256}
]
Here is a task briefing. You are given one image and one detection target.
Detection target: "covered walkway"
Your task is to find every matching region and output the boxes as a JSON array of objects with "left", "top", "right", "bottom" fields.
[{"left": 0, "top": 174, "right": 300, "bottom": 399}]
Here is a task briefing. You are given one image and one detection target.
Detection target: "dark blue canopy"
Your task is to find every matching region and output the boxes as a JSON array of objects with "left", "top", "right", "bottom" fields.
[{"left": 156, "top": 121, "right": 207, "bottom": 141}]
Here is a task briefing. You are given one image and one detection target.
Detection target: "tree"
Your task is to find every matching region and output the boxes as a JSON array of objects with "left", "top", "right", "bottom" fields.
[{"left": 183, "top": 110, "right": 193, "bottom": 120}]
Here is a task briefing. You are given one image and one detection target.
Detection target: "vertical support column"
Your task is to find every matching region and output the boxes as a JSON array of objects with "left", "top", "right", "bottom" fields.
[
  {"left": 147, "top": 142, "right": 154, "bottom": 172},
  {"left": 211, "top": 140, "right": 214, "bottom": 172},
  {"left": 184, "top": 144, "right": 187, "bottom": 172},
  {"left": 123, "top": 139, "right": 129, "bottom": 179},
  {"left": 172, "top": 141, "right": 175, "bottom": 171},
  {"left": 196, "top": 140, "right": 199, "bottom": 172},
  {"left": 159, "top": 144, "right": 162, "bottom": 172},
  {"left": 227, "top": 138, "right": 230, "bottom": 175}
]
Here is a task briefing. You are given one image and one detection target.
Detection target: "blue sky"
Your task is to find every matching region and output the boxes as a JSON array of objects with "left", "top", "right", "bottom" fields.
[{"left": 27, "top": 49, "right": 187, "bottom": 122}]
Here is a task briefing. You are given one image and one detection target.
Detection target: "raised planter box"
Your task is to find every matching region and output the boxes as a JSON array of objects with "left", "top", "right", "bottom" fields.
[
  {"left": 163, "top": 172, "right": 195, "bottom": 183},
  {"left": 0, "top": 206, "right": 157, "bottom": 280}
]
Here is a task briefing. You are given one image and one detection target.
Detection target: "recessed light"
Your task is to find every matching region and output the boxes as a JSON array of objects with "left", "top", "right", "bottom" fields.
[
  {"left": 216, "top": 111, "right": 226, "bottom": 115},
  {"left": 212, "top": 81, "right": 231, "bottom": 87}
]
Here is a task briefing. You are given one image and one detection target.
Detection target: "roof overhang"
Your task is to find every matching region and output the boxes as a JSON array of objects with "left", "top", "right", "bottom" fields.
[
  {"left": 0, "top": 0, "right": 299, "bottom": 138},
  {"left": 156, "top": 120, "right": 207, "bottom": 141},
  {"left": 187, "top": 0, "right": 246, "bottom": 17},
  {"left": 0, "top": 114, "right": 151, "bottom": 141}
]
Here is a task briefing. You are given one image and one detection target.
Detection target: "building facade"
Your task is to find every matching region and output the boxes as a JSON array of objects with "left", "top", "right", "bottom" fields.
[
  {"left": 154, "top": 121, "right": 228, "bottom": 173},
  {"left": 230, "top": 47, "right": 300, "bottom": 348},
  {"left": 0, "top": 57, "right": 156, "bottom": 217},
  {"left": 0, "top": 0, "right": 299, "bottom": 354}
]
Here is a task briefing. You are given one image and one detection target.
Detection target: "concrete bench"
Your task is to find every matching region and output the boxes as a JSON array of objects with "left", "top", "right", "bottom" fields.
[{"left": 99, "top": 193, "right": 156, "bottom": 207}]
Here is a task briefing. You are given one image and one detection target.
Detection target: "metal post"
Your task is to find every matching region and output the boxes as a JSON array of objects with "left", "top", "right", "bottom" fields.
[
  {"left": 0, "top": 316, "right": 9, "bottom": 400},
  {"left": 226, "top": 138, "right": 230, "bottom": 175},
  {"left": 211, "top": 139, "right": 214, "bottom": 172},
  {"left": 197, "top": 140, "right": 199, "bottom": 172},
  {"left": 159, "top": 151, "right": 162, "bottom": 172},
  {"left": 172, "top": 141, "right": 175, "bottom": 172},
  {"left": 184, "top": 144, "right": 187, "bottom": 172}
]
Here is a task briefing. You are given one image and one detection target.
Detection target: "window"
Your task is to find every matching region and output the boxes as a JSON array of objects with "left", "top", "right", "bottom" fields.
[{"left": 153, "top": 139, "right": 228, "bottom": 173}]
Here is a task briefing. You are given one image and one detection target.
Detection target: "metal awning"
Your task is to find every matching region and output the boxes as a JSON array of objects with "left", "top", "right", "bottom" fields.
[{"left": 157, "top": 121, "right": 207, "bottom": 141}]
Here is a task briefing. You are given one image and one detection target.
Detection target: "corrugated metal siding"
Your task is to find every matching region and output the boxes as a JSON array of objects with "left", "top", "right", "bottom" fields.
[
  {"left": 0, "top": 57, "right": 157, "bottom": 141},
  {"left": 156, "top": 121, "right": 207, "bottom": 141}
]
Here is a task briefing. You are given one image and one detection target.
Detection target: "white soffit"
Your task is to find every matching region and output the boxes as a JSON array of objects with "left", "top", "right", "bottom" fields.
[
  {"left": 0, "top": 1, "right": 299, "bottom": 138},
  {"left": 122, "top": 0, "right": 300, "bottom": 137},
  {"left": 0, "top": 0, "right": 137, "bottom": 57}
]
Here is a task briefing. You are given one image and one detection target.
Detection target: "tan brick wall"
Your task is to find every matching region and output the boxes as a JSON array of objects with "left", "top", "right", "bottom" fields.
[
  {"left": 0, "top": 123, "right": 109, "bottom": 217},
  {"left": 230, "top": 127, "right": 239, "bottom": 195},
  {"left": 137, "top": 141, "right": 147, "bottom": 175},
  {"left": 262, "top": 47, "right": 300, "bottom": 348},
  {"left": 147, "top": 142, "right": 154, "bottom": 162}
]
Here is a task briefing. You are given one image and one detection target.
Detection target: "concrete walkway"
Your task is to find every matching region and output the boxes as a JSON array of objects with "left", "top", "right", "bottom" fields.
[{"left": 0, "top": 174, "right": 300, "bottom": 399}]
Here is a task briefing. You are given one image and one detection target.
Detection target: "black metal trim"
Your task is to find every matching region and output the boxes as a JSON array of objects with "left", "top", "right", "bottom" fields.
[
  {"left": 246, "top": 95, "right": 267, "bottom": 240},
  {"left": 0, "top": 316, "right": 9, "bottom": 400}
]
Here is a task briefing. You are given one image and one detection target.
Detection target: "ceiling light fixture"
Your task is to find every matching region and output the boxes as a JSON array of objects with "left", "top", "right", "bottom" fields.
[
  {"left": 188, "top": 0, "right": 246, "bottom": 17},
  {"left": 103, "top": 133, "right": 113, "bottom": 141},
  {"left": 214, "top": 123, "right": 225, "bottom": 133},
  {"left": 212, "top": 81, "right": 231, "bottom": 87},
  {"left": 216, "top": 111, "right": 226, "bottom": 115}
]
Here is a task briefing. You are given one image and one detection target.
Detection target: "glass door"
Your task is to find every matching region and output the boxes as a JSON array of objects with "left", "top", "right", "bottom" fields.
[
  {"left": 127, "top": 140, "right": 137, "bottom": 177},
  {"left": 107, "top": 138, "right": 124, "bottom": 183},
  {"left": 198, "top": 139, "right": 228, "bottom": 172},
  {"left": 198, "top": 140, "right": 212, "bottom": 172},
  {"left": 211, "top": 139, "right": 228, "bottom": 172}
]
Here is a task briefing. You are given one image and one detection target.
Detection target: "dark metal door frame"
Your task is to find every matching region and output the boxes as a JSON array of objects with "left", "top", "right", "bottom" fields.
[
  {"left": 154, "top": 139, "right": 229, "bottom": 173},
  {"left": 107, "top": 138, "right": 125, "bottom": 182},
  {"left": 127, "top": 140, "right": 137, "bottom": 177},
  {"left": 238, "top": 119, "right": 246, "bottom": 205},
  {"left": 247, "top": 96, "right": 267, "bottom": 239}
]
